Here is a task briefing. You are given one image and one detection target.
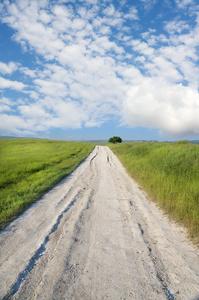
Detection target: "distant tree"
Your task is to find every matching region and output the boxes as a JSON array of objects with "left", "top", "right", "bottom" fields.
[{"left": 108, "top": 136, "right": 122, "bottom": 143}]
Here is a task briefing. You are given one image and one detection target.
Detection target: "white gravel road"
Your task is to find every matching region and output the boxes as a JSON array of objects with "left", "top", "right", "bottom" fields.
[{"left": 0, "top": 146, "right": 199, "bottom": 300}]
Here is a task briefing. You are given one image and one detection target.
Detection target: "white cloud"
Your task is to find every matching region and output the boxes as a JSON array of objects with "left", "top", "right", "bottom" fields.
[
  {"left": 18, "top": 103, "right": 50, "bottom": 119},
  {"left": 131, "top": 40, "right": 155, "bottom": 58},
  {"left": 175, "top": 0, "right": 195, "bottom": 8},
  {"left": 130, "top": 19, "right": 199, "bottom": 89},
  {"left": 57, "top": 44, "right": 86, "bottom": 68},
  {"left": 0, "top": 61, "right": 19, "bottom": 74},
  {"left": 20, "top": 67, "right": 37, "bottom": 78},
  {"left": 34, "top": 78, "right": 68, "bottom": 97},
  {"left": 0, "top": 113, "right": 37, "bottom": 136},
  {"left": 103, "top": 5, "right": 116, "bottom": 16},
  {"left": 140, "top": 0, "right": 158, "bottom": 10},
  {"left": 116, "top": 65, "right": 143, "bottom": 85},
  {"left": 144, "top": 56, "right": 183, "bottom": 83},
  {"left": 27, "top": 91, "right": 39, "bottom": 100},
  {"left": 0, "top": 97, "right": 13, "bottom": 105},
  {"left": 39, "top": 10, "right": 52, "bottom": 24},
  {"left": 124, "top": 7, "right": 139, "bottom": 20},
  {"left": 122, "top": 78, "right": 199, "bottom": 138},
  {"left": 0, "top": 96, "right": 14, "bottom": 113},
  {"left": 49, "top": 100, "right": 88, "bottom": 129},
  {"left": 0, "top": 104, "right": 12, "bottom": 112},
  {"left": 0, "top": 76, "right": 25, "bottom": 90},
  {"left": 164, "top": 20, "right": 190, "bottom": 34},
  {"left": 160, "top": 44, "right": 199, "bottom": 88},
  {"left": 0, "top": 98, "right": 88, "bottom": 136}
]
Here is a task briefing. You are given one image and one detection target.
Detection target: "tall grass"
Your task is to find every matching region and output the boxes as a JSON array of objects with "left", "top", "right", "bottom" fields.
[
  {"left": 0, "top": 139, "right": 94, "bottom": 229},
  {"left": 109, "top": 142, "right": 199, "bottom": 241}
]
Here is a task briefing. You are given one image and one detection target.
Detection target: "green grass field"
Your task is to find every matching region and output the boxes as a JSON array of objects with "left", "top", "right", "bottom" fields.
[
  {"left": 0, "top": 139, "right": 94, "bottom": 229},
  {"left": 109, "top": 141, "right": 199, "bottom": 242}
]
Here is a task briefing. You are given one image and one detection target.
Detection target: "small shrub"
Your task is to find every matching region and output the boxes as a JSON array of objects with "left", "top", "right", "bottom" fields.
[{"left": 108, "top": 136, "right": 122, "bottom": 143}]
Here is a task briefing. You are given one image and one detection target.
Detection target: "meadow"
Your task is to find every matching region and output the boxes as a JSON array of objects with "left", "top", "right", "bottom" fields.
[
  {"left": 109, "top": 141, "right": 199, "bottom": 241},
  {"left": 0, "top": 139, "right": 94, "bottom": 229}
]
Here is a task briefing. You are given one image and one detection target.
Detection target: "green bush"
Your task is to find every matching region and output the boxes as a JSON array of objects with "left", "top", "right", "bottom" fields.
[{"left": 108, "top": 136, "right": 122, "bottom": 143}]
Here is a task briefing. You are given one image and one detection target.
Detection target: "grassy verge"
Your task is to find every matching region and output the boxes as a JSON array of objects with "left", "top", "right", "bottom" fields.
[
  {"left": 109, "top": 141, "right": 199, "bottom": 242},
  {"left": 0, "top": 139, "right": 94, "bottom": 229}
]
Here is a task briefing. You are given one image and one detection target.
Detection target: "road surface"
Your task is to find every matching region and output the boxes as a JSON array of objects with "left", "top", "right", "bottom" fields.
[{"left": 1, "top": 146, "right": 199, "bottom": 299}]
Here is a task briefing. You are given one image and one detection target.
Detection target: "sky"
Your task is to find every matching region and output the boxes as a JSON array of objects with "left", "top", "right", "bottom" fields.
[{"left": 0, "top": 0, "right": 199, "bottom": 141}]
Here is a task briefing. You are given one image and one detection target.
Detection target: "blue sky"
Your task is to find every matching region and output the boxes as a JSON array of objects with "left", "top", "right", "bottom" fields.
[{"left": 0, "top": 0, "right": 199, "bottom": 141}]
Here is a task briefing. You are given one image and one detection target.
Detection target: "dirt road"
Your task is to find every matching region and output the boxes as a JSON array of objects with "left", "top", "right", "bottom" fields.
[{"left": 1, "top": 146, "right": 199, "bottom": 300}]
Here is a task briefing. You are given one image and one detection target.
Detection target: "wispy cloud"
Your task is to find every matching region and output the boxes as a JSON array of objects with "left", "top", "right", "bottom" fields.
[
  {"left": 0, "top": 61, "right": 19, "bottom": 75},
  {"left": 140, "top": 0, "right": 158, "bottom": 10},
  {"left": 175, "top": 0, "right": 196, "bottom": 9},
  {"left": 0, "top": 76, "right": 26, "bottom": 91},
  {"left": 164, "top": 20, "right": 190, "bottom": 34}
]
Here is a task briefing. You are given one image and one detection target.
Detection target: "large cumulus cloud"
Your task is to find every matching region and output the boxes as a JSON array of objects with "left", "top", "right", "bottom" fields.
[{"left": 123, "top": 78, "right": 199, "bottom": 138}]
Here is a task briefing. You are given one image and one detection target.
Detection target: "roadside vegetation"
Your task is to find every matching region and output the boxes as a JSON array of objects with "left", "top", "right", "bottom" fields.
[
  {"left": 0, "top": 139, "right": 94, "bottom": 229},
  {"left": 109, "top": 141, "right": 199, "bottom": 242}
]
